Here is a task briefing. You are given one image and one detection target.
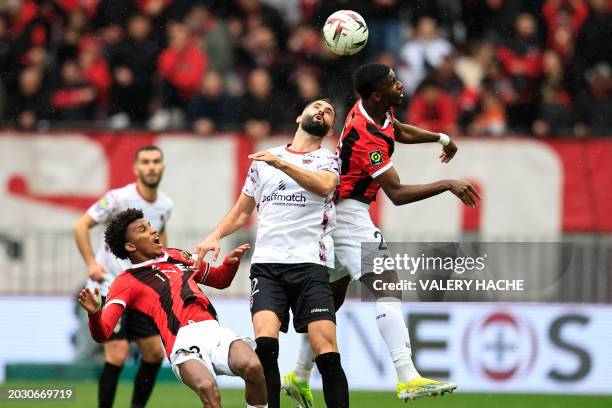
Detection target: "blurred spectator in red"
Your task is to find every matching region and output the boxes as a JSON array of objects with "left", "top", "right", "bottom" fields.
[
  {"left": 237, "top": 68, "right": 283, "bottom": 140},
  {"left": 398, "top": 17, "right": 452, "bottom": 95},
  {"left": 188, "top": 71, "right": 234, "bottom": 136},
  {"left": 543, "top": 0, "right": 589, "bottom": 41},
  {"left": 497, "top": 13, "right": 543, "bottom": 131},
  {"left": 151, "top": 22, "right": 206, "bottom": 130},
  {"left": 469, "top": 87, "right": 507, "bottom": 136},
  {"left": 575, "top": 63, "right": 612, "bottom": 136},
  {"left": 78, "top": 36, "right": 111, "bottom": 111},
  {"left": 406, "top": 79, "right": 457, "bottom": 134},
  {"left": 107, "top": 14, "right": 158, "bottom": 129},
  {"left": 8, "top": 66, "right": 49, "bottom": 130},
  {"left": 51, "top": 60, "right": 97, "bottom": 121}
]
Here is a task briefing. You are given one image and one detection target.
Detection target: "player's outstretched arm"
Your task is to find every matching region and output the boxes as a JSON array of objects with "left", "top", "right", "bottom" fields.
[
  {"left": 393, "top": 119, "right": 458, "bottom": 163},
  {"left": 378, "top": 166, "right": 480, "bottom": 207},
  {"left": 249, "top": 150, "right": 337, "bottom": 197},
  {"left": 78, "top": 287, "right": 123, "bottom": 342},
  {"left": 195, "top": 193, "right": 256, "bottom": 266},
  {"left": 202, "top": 244, "right": 251, "bottom": 289},
  {"left": 73, "top": 213, "right": 107, "bottom": 282}
]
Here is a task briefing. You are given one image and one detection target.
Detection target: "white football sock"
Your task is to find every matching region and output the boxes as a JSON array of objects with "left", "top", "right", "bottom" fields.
[
  {"left": 375, "top": 298, "right": 420, "bottom": 382},
  {"left": 246, "top": 404, "right": 267, "bottom": 408},
  {"left": 294, "top": 333, "right": 315, "bottom": 383}
]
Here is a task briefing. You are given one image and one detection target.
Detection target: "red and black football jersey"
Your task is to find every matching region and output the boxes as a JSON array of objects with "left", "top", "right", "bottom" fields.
[
  {"left": 336, "top": 100, "right": 396, "bottom": 203},
  {"left": 88, "top": 248, "right": 238, "bottom": 358}
]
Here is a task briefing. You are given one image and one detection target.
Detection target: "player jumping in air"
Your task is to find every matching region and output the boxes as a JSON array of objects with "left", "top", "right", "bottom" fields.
[
  {"left": 195, "top": 99, "right": 349, "bottom": 408},
  {"left": 73, "top": 146, "right": 172, "bottom": 408},
  {"left": 78, "top": 208, "right": 267, "bottom": 408},
  {"left": 283, "top": 63, "right": 480, "bottom": 405}
]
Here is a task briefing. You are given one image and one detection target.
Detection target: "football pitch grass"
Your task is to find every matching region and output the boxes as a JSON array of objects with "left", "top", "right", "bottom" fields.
[{"left": 2, "top": 382, "right": 611, "bottom": 408}]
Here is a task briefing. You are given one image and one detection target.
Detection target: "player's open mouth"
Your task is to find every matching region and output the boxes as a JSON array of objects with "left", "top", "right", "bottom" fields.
[{"left": 154, "top": 236, "right": 161, "bottom": 245}]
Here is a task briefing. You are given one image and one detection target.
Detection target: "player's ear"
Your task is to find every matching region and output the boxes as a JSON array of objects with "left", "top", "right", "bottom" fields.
[
  {"left": 296, "top": 114, "right": 302, "bottom": 125},
  {"left": 125, "top": 242, "right": 137, "bottom": 253},
  {"left": 372, "top": 92, "right": 382, "bottom": 102}
]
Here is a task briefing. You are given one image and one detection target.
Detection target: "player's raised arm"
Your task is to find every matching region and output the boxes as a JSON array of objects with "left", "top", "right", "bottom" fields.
[
  {"left": 78, "top": 287, "right": 124, "bottom": 342},
  {"left": 393, "top": 119, "right": 458, "bottom": 163},
  {"left": 249, "top": 150, "right": 337, "bottom": 197},
  {"left": 73, "top": 213, "right": 107, "bottom": 282},
  {"left": 198, "top": 244, "right": 251, "bottom": 289},
  {"left": 195, "top": 193, "right": 256, "bottom": 266},
  {"left": 377, "top": 166, "right": 480, "bottom": 207}
]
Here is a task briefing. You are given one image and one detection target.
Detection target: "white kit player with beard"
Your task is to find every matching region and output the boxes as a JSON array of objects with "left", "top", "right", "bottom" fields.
[{"left": 196, "top": 99, "right": 350, "bottom": 408}]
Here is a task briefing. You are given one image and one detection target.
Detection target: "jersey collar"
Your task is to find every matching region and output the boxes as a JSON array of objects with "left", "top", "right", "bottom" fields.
[
  {"left": 131, "top": 252, "right": 169, "bottom": 268},
  {"left": 358, "top": 100, "right": 391, "bottom": 129}
]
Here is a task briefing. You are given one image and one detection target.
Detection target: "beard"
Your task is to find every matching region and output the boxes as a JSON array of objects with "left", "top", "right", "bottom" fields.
[
  {"left": 301, "top": 114, "right": 330, "bottom": 137},
  {"left": 138, "top": 172, "right": 162, "bottom": 188}
]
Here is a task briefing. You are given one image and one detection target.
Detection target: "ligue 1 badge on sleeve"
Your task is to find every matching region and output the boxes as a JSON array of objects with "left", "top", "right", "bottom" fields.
[{"left": 369, "top": 149, "right": 383, "bottom": 167}]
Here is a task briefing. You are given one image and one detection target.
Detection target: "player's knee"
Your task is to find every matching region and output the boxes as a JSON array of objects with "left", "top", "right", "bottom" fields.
[
  {"left": 242, "top": 358, "right": 265, "bottom": 383},
  {"left": 141, "top": 347, "right": 165, "bottom": 363},
  {"left": 105, "top": 343, "right": 129, "bottom": 366}
]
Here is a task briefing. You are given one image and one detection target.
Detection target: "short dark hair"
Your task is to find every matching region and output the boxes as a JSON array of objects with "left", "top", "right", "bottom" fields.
[
  {"left": 353, "top": 63, "right": 391, "bottom": 99},
  {"left": 104, "top": 208, "right": 143, "bottom": 260},
  {"left": 304, "top": 98, "right": 336, "bottom": 115},
  {"left": 135, "top": 145, "right": 163, "bottom": 161}
]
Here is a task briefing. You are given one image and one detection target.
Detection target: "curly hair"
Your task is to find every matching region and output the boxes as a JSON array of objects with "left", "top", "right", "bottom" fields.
[{"left": 104, "top": 208, "right": 143, "bottom": 260}]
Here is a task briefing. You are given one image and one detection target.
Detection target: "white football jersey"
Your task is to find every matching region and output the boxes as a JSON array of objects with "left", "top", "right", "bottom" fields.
[
  {"left": 243, "top": 144, "right": 339, "bottom": 267},
  {"left": 86, "top": 183, "right": 173, "bottom": 296}
]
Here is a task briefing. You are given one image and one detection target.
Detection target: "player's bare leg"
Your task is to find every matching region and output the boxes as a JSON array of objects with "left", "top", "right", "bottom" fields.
[
  {"left": 361, "top": 270, "right": 457, "bottom": 400},
  {"left": 307, "top": 320, "right": 349, "bottom": 408},
  {"left": 283, "top": 276, "right": 350, "bottom": 407},
  {"left": 253, "top": 311, "right": 281, "bottom": 408},
  {"left": 99, "top": 339, "right": 129, "bottom": 408},
  {"left": 178, "top": 359, "right": 222, "bottom": 408},
  {"left": 227, "top": 339, "right": 268, "bottom": 407},
  {"left": 132, "top": 335, "right": 164, "bottom": 408}
]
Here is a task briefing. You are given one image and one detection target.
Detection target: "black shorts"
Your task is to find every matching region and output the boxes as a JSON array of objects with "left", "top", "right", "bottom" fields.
[
  {"left": 249, "top": 263, "right": 336, "bottom": 333},
  {"left": 101, "top": 296, "right": 159, "bottom": 341}
]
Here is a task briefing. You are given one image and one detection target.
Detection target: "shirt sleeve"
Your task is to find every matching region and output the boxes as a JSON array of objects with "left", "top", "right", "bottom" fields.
[
  {"left": 316, "top": 151, "right": 340, "bottom": 182},
  {"left": 361, "top": 130, "right": 394, "bottom": 179},
  {"left": 242, "top": 161, "right": 259, "bottom": 197},
  {"left": 88, "top": 275, "right": 134, "bottom": 341},
  {"left": 86, "top": 190, "right": 118, "bottom": 224}
]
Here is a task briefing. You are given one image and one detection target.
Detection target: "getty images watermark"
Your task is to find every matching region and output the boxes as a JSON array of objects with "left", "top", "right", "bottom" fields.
[{"left": 360, "top": 242, "right": 577, "bottom": 302}]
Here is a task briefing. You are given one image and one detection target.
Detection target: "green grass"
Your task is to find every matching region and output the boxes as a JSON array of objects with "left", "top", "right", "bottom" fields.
[{"left": 1, "top": 382, "right": 611, "bottom": 407}]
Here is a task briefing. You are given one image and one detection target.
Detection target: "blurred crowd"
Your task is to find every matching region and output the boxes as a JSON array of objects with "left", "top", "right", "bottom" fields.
[{"left": 0, "top": 0, "right": 611, "bottom": 138}]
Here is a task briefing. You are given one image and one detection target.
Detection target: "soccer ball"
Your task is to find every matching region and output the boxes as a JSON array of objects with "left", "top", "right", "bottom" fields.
[{"left": 322, "top": 10, "right": 368, "bottom": 56}]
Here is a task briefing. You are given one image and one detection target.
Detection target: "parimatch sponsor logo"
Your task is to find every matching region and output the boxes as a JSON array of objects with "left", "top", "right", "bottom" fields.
[{"left": 261, "top": 192, "right": 307, "bottom": 207}]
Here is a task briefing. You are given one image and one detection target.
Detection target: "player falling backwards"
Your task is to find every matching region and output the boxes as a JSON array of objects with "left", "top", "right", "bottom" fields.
[
  {"left": 282, "top": 63, "right": 481, "bottom": 405},
  {"left": 196, "top": 98, "right": 349, "bottom": 408},
  {"left": 78, "top": 208, "right": 267, "bottom": 408},
  {"left": 74, "top": 145, "right": 172, "bottom": 408}
]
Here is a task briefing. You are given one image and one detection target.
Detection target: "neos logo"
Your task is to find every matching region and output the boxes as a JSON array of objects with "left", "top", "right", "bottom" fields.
[{"left": 462, "top": 311, "right": 538, "bottom": 382}]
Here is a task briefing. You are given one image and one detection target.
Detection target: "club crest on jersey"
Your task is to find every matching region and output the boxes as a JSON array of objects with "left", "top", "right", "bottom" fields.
[
  {"left": 369, "top": 149, "right": 384, "bottom": 167},
  {"left": 180, "top": 250, "right": 192, "bottom": 262}
]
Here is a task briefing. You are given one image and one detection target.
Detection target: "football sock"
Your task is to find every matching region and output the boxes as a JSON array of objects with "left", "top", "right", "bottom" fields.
[
  {"left": 246, "top": 405, "right": 268, "bottom": 408},
  {"left": 315, "top": 352, "right": 349, "bottom": 408},
  {"left": 131, "top": 360, "right": 161, "bottom": 408},
  {"left": 375, "top": 298, "right": 420, "bottom": 382},
  {"left": 294, "top": 333, "right": 315, "bottom": 384},
  {"left": 99, "top": 362, "right": 123, "bottom": 408},
  {"left": 255, "top": 337, "right": 280, "bottom": 408}
]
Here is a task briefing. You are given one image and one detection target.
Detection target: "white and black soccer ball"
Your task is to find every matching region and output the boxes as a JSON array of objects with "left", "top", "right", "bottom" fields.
[{"left": 322, "top": 10, "right": 368, "bottom": 56}]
